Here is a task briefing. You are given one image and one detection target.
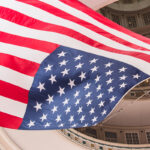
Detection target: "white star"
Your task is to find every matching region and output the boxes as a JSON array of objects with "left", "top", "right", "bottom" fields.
[
  {"left": 96, "top": 84, "right": 102, "bottom": 92},
  {"left": 86, "top": 99, "right": 93, "bottom": 106},
  {"left": 57, "top": 51, "right": 66, "bottom": 57},
  {"left": 74, "top": 91, "right": 80, "bottom": 98},
  {"left": 69, "top": 115, "right": 74, "bottom": 123},
  {"left": 97, "top": 93, "right": 103, "bottom": 99},
  {"left": 98, "top": 101, "right": 105, "bottom": 108},
  {"left": 120, "top": 75, "right": 127, "bottom": 80},
  {"left": 101, "top": 109, "right": 107, "bottom": 116},
  {"left": 89, "top": 58, "right": 98, "bottom": 64},
  {"left": 28, "top": 120, "right": 35, "bottom": 128},
  {"left": 89, "top": 107, "right": 95, "bottom": 115},
  {"left": 108, "top": 86, "right": 114, "bottom": 93},
  {"left": 46, "top": 95, "right": 54, "bottom": 104},
  {"left": 68, "top": 79, "right": 75, "bottom": 89},
  {"left": 75, "top": 63, "right": 84, "bottom": 70},
  {"left": 71, "top": 124, "right": 77, "bottom": 128},
  {"left": 75, "top": 99, "right": 80, "bottom": 106},
  {"left": 44, "top": 122, "right": 51, "bottom": 128},
  {"left": 56, "top": 115, "right": 61, "bottom": 122},
  {"left": 37, "top": 82, "right": 45, "bottom": 92},
  {"left": 40, "top": 114, "right": 47, "bottom": 122},
  {"left": 34, "top": 102, "right": 42, "bottom": 112},
  {"left": 49, "top": 74, "right": 57, "bottom": 84},
  {"left": 106, "top": 78, "right": 113, "bottom": 85},
  {"left": 95, "top": 75, "right": 101, "bottom": 83},
  {"left": 63, "top": 98, "right": 69, "bottom": 106},
  {"left": 106, "top": 70, "right": 113, "bottom": 76},
  {"left": 57, "top": 86, "right": 65, "bottom": 96},
  {"left": 61, "top": 68, "right": 70, "bottom": 76},
  {"left": 77, "top": 107, "right": 83, "bottom": 115},
  {"left": 80, "top": 115, "right": 85, "bottom": 123},
  {"left": 119, "top": 82, "right": 127, "bottom": 88},
  {"left": 65, "top": 107, "right": 71, "bottom": 114},
  {"left": 79, "top": 72, "right": 86, "bottom": 81},
  {"left": 84, "top": 83, "right": 91, "bottom": 90},
  {"left": 92, "top": 116, "right": 98, "bottom": 123},
  {"left": 44, "top": 64, "right": 53, "bottom": 72},
  {"left": 74, "top": 55, "right": 83, "bottom": 61},
  {"left": 51, "top": 105, "right": 58, "bottom": 114},
  {"left": 133, "top": 74, "right": 140, "bottom": 79},
  {"left": 91, "top": 66, "right": 99, "bottom": 73},
  {"left": 119, "top": 67, "right": 127, "bottom": 72},
  {"left": 58, "top": 123, "right": 64, "bottom": 128},
  {"left": 85, "top": 92, "right": 92, "bottom": 98},
  {"left": 110, "top": 96, "right": 116, "bottom": 103},
  {"left": 59, "top": 60, "right": 68, "bottom": 67},
  {"left": 105, "top": 62, "right": 113, "bottom": 68},
  {"left": 83, "top": 123, "right": 88, "bottom": 127}
]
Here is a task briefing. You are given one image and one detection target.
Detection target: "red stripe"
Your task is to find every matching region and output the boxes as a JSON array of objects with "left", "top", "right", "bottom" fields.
[
  {"left": 0, "top": 112, "right": 22, "bottom": 129},
  {"left": 0, "top": 80, "right": 28, "bottom": 104},
  {"left": 0, "top": 53, "right": 40, "bottom": 77},
  {"left": 1, "top": 6, "right": 150, "bottom": 63},
  {"left": 60, "top": 0, "right": 150, "bottom": 45},
  {"left": 0, "top": 31, "right": 58, "bottom": 54},
  {"left": 15, "top": 0, "right": 150, "bottom": 51}
]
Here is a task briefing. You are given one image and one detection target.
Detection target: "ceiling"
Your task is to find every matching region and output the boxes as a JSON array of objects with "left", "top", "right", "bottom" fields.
[
  {"left": 103, "top": 99, "right": 150, "bottom": 127},
  {"left": 79, "top": 0, "right": 118, "bottom": 10}
]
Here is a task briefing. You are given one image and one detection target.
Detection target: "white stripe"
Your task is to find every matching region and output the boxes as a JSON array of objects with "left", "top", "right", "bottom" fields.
[
  {"left": 0, "top": 96, "right": 27, "bottom": 118},
  {"left": 0, "top": 65, "right": 33, "bottom": 90},
  {"left": 48, "top": 0, "right": 150, "bottom": 50},
  {"left": 0, "top": 19, "right": 150, "bottom": 75},
  {"left": 0, "top": 42, "right": 49, "bottom": 64},
  {"left": 1, "top": 0, "right": 150, "bottom": 55}
]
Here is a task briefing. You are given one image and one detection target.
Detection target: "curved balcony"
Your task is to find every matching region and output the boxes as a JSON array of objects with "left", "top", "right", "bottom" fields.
[
  {"left": 125, "top": 79, "right": 150, "bottom": 99},
  {"left": 61, "top": 129, "right": 150, "bottom": 150}
]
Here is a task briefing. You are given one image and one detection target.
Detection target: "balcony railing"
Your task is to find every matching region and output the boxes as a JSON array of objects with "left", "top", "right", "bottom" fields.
[{"left": 60, "top": 129, "right": 150, "bottom": 150}]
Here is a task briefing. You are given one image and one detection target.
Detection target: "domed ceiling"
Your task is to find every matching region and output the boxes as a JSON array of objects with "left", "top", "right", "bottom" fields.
[
  {"left": 107, "top": 0, "right": 150, "bottom": 11},
  {"left": 103, "top": 94, "right": 150, "bottom": 127},
  {"left": 79, "top": 0, "right": 118, "bottom": 10}
]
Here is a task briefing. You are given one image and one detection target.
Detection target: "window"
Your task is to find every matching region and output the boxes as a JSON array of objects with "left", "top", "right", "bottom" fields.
[
  {"left": 105, "top": 131, "right": 117, "bottom": 142},
  {"left": 127, "top": 16, "right": 137, "bottom": 28},
  {"left": 143, "top": 12, "right": 150, "bottom": 25},
  {"left": 130, "top": 92, "right": 136, "bottom": 97},
  {"left": 146, "top": 132, "right": 150, "bottom": 143},
  {"left": 85, "top": 128, "right": 97, "bottom": 138},
  {"left": 126, "top": 133, "right": 139, "bottom": 144},
  {"left": 111, "top": 14, "right": 121, "bottom": 25}
]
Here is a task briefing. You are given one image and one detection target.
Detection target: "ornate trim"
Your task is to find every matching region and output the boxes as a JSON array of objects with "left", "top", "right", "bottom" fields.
[{"left": 60, "top": 129, "right": 150, "bottom": 150}]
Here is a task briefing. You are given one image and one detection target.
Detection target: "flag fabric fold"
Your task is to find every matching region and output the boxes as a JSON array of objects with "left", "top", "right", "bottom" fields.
[{"left": 0, "top": 0, "right": 150, "bottom": 130}]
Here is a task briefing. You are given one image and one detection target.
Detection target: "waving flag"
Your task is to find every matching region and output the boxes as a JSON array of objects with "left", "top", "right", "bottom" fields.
[{"left": 0, "top": 0, "right": 150, "bottom": 130}]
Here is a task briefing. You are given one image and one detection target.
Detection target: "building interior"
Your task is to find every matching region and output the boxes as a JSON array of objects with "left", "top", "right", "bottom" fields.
[{"left": 1, "top": 0, "right": 150, "bottom": 150}]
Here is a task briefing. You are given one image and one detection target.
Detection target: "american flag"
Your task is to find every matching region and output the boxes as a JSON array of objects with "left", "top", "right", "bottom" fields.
[{"left": 0, "top": 0, "right": 150, "bottom": 130}]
